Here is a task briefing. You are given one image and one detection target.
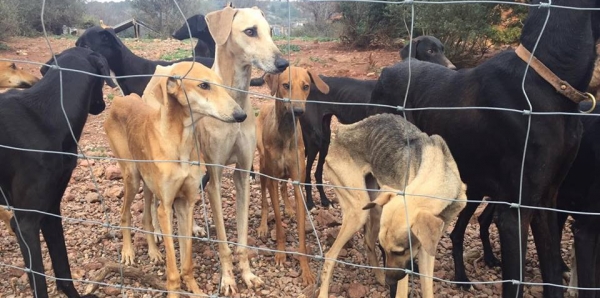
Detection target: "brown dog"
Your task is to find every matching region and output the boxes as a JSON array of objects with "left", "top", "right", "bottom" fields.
[
  {"left": 104, "top": 62, "right": 246, "bottom": 297},
  {"left": 0, "top": 208, "right": 13, "bottom": 236},
  {"left": 256, "top": 66, "right": 329, "bottom": 285},
  {"left": 0, "top": 61, "right": 39, "bottom": 88}
]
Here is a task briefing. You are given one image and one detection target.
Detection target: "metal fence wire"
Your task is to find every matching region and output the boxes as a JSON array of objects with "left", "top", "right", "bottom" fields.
[{"left": 0, "top": 0, "right": 599, "bottom": 297}]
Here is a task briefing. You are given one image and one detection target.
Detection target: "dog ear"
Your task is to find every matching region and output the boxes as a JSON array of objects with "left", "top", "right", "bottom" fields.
[
  {"left": 165, "top": 76, "right": 181, "bottom": 105},
  {"left": 99, "top": 29, "right": 122, "bottom": 48},
  {"left": 195, "top": 15, "right": 208, "bottom": 35},
  {"left": 410, "top": 211, "right": 444, "bottom": 256},
  {"left": 264, "top": 73, "right": 279, "bottom": 96},
  {"left": 362, "top": 186, "right": 397, "bottom": 210},
  {"left": 205, "top": 7, "right": 237, "bottom": 46},
  {"left": 88, "top": 52, "right": 117, "bottom": 88},
  {"left": 400, "top": 39, "right": 419, "bottom": 60},
  {"left": 251, "top": 6, "right": 266, "bottom": 18},
  {"left": 308, "top": 70, "right": 329, "bottom": 94}
]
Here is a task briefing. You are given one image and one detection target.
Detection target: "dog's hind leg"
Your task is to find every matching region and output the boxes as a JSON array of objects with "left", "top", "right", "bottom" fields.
[
  {"left": 290, "top": 160, "right": 315, "bottom": 285},
  {"left": 318, "top": 152, "right": 369, "bottom": 298},
  {"left": 315, "top": 116, "right": 333, "bottom": 208},
  {"left": 206, "top": 166, "right": 238, "bottom": 295},
  {"left": 395, "top": 276, "right": 409, "bottom": 298},
  {"left": 478, "top": 203, "right": 500, "bottom": 267},
  {"left": 120, "top": 170, "right": 141, "bottom": 265},
  {"left": 156, "top": 193, "right": 181, "bottom": 298},
  {"left": 531, "top": 208, "right": 566, "bottom": 298},
  {"left": 450, "top": 191, "right": 483, "bottom": 290},
  {"left": 234, "top": 163, "right": 265, "bottom": 289},
  {"left": 142, "top": 183, "right": 162, "bottom": 263},
  {"left": 304, "top": 134, "right": 319, "bottom": 210},
  {"left": 572, "top": 222, "right": 599, "bottom": 298}
]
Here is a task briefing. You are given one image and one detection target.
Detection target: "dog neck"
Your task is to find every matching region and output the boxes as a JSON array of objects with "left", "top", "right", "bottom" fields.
[
  {"left": 213, "top": 45, "right": 252, "bottom": 111},
  {"left": 274, "top": 100, "right": 298, "bottom": 136},
  {"left": 156, "top": 99, "right": 201, "bottom": 160}
]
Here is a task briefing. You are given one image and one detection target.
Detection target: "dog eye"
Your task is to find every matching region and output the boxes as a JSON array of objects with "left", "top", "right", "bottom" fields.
[
  {"left": 282, "top": 83, "right": 290, "bottom": 90},
  {"left": 244, "top": 28, "right": 256, "bottom": 37},
  {"left": 302, "top": 85, "right": 309, "bottom": 91},
  {"left": 391, "top": 250, "right": 405, "bottom": 256},
  {"left": 199, "top": 82, "right": 210, "bottom": 90},
  {"left": 427, "top": 49, "right": 434, "bottom": 54}
]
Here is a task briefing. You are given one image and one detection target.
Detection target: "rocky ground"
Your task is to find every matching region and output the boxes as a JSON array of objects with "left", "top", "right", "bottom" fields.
[{"left": 0, "top": 36, "right": 576, "bottom": 298}]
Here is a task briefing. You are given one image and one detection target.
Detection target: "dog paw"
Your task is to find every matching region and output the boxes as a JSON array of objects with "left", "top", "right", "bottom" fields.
[
  {"left": 484, "top": 254, "right": 501, "bottom": 268},
  {"left": 148, "top": 249, "right": 163, "bottom": 264},
  {"left": 301, "top": 270, "right": 316, "bottom": 286},
  {"left": 120, "top": 248, "right": 135, "bottom": 266},
  {"left": 220, "top": 273, "right": 238, "bottom": 296},
  {"left": 257, "top": 225, "right": 268, "bottom": 238},
  {"left": 454, "top": 278, "right": 473, "bottom": 291},
  {"left": 242, "top": 271, "right": 264, "bottom": 289},
  {"left": 567, "top": 288, "right": 578, "bottom": 297},
  {"left": 274, "top": 252, "right": 287, "bottom": 266},
  {"left": 192, "top": 224, "right": 206, "bottom": 237}
]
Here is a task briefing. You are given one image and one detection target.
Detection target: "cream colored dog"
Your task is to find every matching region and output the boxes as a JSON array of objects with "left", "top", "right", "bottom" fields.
[
  {"left": 104, "top": 62, "right": 245, "bottom": 297},
  {"left": 320, "top": 113, "right": 467, "bottom": 298},
  {"left": 0, "top": 61, "right": 39, "bottom": 88}
]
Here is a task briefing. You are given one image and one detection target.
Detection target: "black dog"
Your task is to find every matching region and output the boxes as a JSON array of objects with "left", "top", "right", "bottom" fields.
[
  {"left": 369, "top": 1, "right": 598, "bottom": 297},
  {"left": 302, "top": 35, "right": 456, "bottom": 210},
  {"left": 171, "top": 14, "right": 216, "bottom": 58},
  {"left": 76, "top": 26, "right": 214, "bottom": 96},
  {"left": 0, "top": 47, "right": 115, "bottom": 298}
]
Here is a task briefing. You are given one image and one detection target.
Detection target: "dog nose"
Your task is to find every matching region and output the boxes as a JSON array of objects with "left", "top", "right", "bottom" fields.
[
  {"left": 385, "top": 273, "right": 406, "bottom": 286},
  {"left": 233, "top": 110, "right": 247, "bottom": 122},
  {"left": 292, "top": 107, "right": 304, "bottom": 116},
  {"left": 274, "top": 57, "right": 289, "bottom": 73}
]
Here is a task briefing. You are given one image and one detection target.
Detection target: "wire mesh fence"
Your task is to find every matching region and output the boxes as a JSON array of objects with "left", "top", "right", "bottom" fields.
[{"left": 0, "top": 0, "right": 599, "bottom": 297}]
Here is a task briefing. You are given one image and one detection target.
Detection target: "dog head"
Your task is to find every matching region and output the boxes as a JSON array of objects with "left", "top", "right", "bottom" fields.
[
  {"left": 75, "top": 26, "right": 123, "bottom": 69},
  {"left": 400, "top": 36, "right": 456, "bottom": 69},
  {"left": 172, "top": 14, "right": 208, "bottom": 40},
  {"left": 40, "top": 47, "right": 116, "bottom": 115},
  {"left": 0, "top": 61, "right": 40, "bottom": 88},
  {"left": 264, "top": 66, "right": 329, "bottom": 116},
  {"left": 363, "top": 136, "right": 467, "bottom": 284},
  {"left": 152, "top": 62, "right": 246, "bottom": 123},
  {"left": 205, "top": 6, "right": 289, "bottom": 74}
]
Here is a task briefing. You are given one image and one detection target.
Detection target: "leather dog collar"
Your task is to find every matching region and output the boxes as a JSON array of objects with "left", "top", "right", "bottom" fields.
[{"left": 515, "top": 44, "right": 596, "bottom": 112}]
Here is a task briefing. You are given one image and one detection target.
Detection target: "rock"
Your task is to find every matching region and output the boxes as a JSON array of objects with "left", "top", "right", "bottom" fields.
[
  {"left": 314, "top": 209, "right": 340, "bottom": 228},
  {"left": 347, "top": 283, "right": 368, "bottom": 298},
  {"left": 366, "top": 72, "right": 375, "bottom": 77},
  {"left": 104, "top": 286, "right": 122, "bottom": 295},
  {"left": 104, "top": 185, "right": 123, "bottom": 199},
  {"left": 79, "top": 159, "right": 95, "bottom": 167},
  {"left": 289, "top": 270, "right": 300, "bottom": 278},
  {"left": 85, "top": 192, "right": 101, "bottom": 203},
  {"left": 105, "top": 165, "right": 122, "bottom": 180}
]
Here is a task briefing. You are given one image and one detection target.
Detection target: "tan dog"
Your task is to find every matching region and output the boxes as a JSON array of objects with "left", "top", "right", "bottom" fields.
[
  {"left": 320, "top": 114, "right": 467, "bottom": 298},
  {"left": 104, "top": 62, "right": 246, "bottom": 297},
  {"left": 0, "top": 209, "right": 14, "bottom": 236},
  {"left": 0, "top": 61, "right": 39, "bottom": 88},
  {"left": 173, "top": 6, "right": 288, "bottom": 295},
  {"left": 255, "top": 66, "right": 329, "bottom": 285}
]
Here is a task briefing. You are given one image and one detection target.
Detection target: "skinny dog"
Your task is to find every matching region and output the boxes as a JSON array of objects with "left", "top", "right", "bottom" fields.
[
  {"left": 0, "top": 61, "right": 39, "bottom": 88},
  {"left": 104, "top": 62, "right": 246, "bottom": 297},
  {"left": 320, "top": 113, "right": 467, "bottom": 298},
  {"left": 256, "top": 66, "right": 329, "bottom": 285}
]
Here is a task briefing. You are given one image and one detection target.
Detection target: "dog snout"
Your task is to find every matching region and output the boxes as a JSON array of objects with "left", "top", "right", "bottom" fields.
[
  {"left": 385, "top": 271, "right": 407, "bottom": 285},
  {"left": 292, "top": 107, "right": 304, "bottom": 116},
  {"left": 233, "top": 109, "right": 247, "bottom": 123},
  {"left": 17, "top": 81, "right": 32, "bottom": 89},
  {"left": 274, "top": 57, "right": 289, "bottom": 73},
  {"left": 447, "top": 63, "right": 457, "bottom": 70}
]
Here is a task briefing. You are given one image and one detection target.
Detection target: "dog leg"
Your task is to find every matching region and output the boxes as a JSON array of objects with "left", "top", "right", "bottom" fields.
[
  {"left": 450, "top": 193, "right": 481, "bottom": 290},
  {"left": 496, "top": 204, "right": 531, "bottom": 298},
  {"left": 233, "top": 165, "right": 264, "bottom": 289},
  {"left": 156, "top": 195, "right": 181, "bottom": 297},
  {"left": 0, "top": 208, "right": 14, "bottom": 236},
  {"left": 365, "top": 208, "right": 385, "bottom": 285},
  {"left": 173, "top": 194, "right": 204, "bottom": 295},
  {"left": 572, "top": 223, "right": 598, "bottom": 298},
  {"left": 151, "top": 197, "right": 163, "bottom": 243},
  {"left": 304, "top": 139, "right": 319, "bottom": 210},
  {"left": 319, "top": 155, "right": 369, "bottom": 298},
  {"left": 281, "top": 182, "right": 295, "bottom": 217},
  {"left": 267, "top": 178, "right": 286, "bottom": 266},
  {"left": 142, "top": 183, "right": 162, "bottom": 263},
  {"left": 12, "top": 209, "right": 48, "bottom": 298},
  {"left": 396, "top": 276, "right": 409, "bottom": 298},
  {"left": 206, "top": 166, "right": 238, "bottom": 295},
  {"left": 315, "top": 119, "right": 333, "bottom": 208},
  {"left": 291, "top": 164, "right": 315, "bottom": 285},
  {"left": 531, "top": 209, "right": 564, "bottom": 298},
  {"left": 257, "top": 174, "right": 270, "bottom": 238},
  {"left": 478, "top": 203, "right": 500, "bottom": 267},
  {"left": 120, "top": 171, "right": 141, "bottom": 265},
  {"left": 418, "top": 249, "right": 436, "bottom": 298}
]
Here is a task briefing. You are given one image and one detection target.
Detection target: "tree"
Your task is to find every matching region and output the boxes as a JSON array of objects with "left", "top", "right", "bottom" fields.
[
  {"left": 296, "top": 1, "right": 337, "bottom": 30},
  {"left": 131, "top": 0, "right": 200, "bottom": 38}
]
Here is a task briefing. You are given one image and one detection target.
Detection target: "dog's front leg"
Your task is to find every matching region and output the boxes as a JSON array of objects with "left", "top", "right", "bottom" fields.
[
  {"left": 396, "top": 276, "right": 409, "bottom": 298},
  {"left": 418, "top": 249, "right": 436, "bottom": 298},
  {"left": 206, "top": 166, "right": 238, "bottom": 295},
  {"left": 233, "top": 166, "right": 265, "bottom": 288},
  {"left": 156, "top": 196, "right": 181, "bottom": 297},
  {"left": 291, "top": 164, "right": 316, "bottom": 285}
]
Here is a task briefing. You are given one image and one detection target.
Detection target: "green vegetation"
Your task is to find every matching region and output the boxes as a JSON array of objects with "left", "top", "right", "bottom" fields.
[
  {"left": 278, "top": 44, "right": 301, "bottom": 55},
  {"left": 161, "top": 48, "right": 193, "bottom": 61}
]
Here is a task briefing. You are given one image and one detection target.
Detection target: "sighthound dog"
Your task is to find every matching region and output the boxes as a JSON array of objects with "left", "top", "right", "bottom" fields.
[
  {"left": 104, "top": 62, "right": 246, "bottom": 297},
  {"left": 256, "top": 66, "right": 329, "bottom": 285},
  {"left": 0, "top": 61, "right": 39, "bottom": 88},
  {"left": 193, "top": 6, "right": 289, "bottom": 295},
  {"left": 320, "top": 114, "right": 466, "bottom": 298}
]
